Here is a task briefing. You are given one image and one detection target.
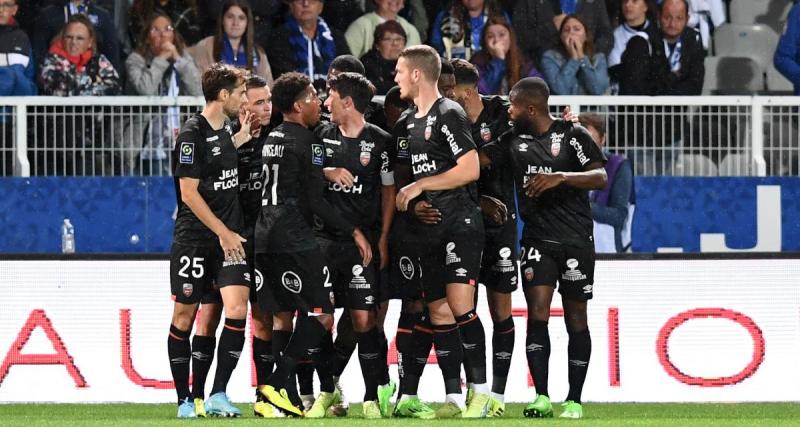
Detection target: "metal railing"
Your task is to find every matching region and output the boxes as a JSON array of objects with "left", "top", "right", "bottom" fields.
[{"left": 1, "top": 95, "right": 798, "bottom": 177}]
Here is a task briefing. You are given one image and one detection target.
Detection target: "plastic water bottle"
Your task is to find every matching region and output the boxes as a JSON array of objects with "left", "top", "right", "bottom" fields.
[{"left": 61, "top": 219, "right": 75, "bottom": 254}]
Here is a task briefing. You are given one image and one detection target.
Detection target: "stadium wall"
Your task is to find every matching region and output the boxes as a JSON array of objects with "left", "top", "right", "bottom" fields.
[
  {"left": 0, "top": 257, "right": 798, "bottom": 403},
  {"left": 1, "top": 177, "right": 800, "bottom": 253}
]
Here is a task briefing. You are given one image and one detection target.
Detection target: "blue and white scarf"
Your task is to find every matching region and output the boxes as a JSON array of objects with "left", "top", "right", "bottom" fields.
[{"left": 285, "top": 15, "right": 337, "bottom": 83}]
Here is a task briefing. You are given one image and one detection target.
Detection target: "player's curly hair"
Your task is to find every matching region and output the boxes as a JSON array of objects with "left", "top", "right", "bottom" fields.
[
  {"left": 271, "top": 72, "right": 313, "bottom": 114},
  {"left": 201, "top": 63, "right": 245, "bottom": 102},
  {"left": 328, "top": 72, "right": 375, "bottom": 114}
]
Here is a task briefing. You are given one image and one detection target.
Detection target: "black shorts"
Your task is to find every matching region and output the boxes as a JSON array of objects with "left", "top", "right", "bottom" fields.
[
  {"left": 388, "top": 221, "right": 424, "bottom": 301},
  {"left": 319, "top": 238, "right": 379, "bottom": 311},
  {"left": 480, "top": 219, "right": 519, "bottom": 294},
  {"left": 200, "top": 238, "right": 258, "bottom": 305},
  {"left": 254, "top": 250, "right": 335, "bottom": 315},
  {"left": 169, "top": 242, "right": 251, "bottom": 304},
  {"left": 418, "top": 206, "right": 484, "bottom": 303},
  {"left": 519, "top": 239, "right": 595, "bottom": 301}
]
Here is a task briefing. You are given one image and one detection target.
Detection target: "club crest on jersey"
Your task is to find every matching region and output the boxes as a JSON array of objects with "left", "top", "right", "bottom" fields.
[
  {"left": 182, "top": 283, "right": 193, "bottom": 297},
  {"left": 281, "top": 271, "right": 303, "bottom": 293},
  {"left": 360, "top": 151, "right": 371, "bottom": 166},
  {"left": 480, "top": 124, "right": 492, "bottom": 142},
  {"left": 424, "top": 126, "right": 432, "bottom": 141},
  {"left": 524, "top": 267, "right": 534, "bottom": 282},
  {"left": 551, "top": 142, "right": 561, "bottom": 157}
]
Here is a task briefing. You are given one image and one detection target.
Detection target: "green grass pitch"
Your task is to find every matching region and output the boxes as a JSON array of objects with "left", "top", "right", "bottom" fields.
[{"left": 1, "top": 403, "right": 799, "bottom": 426}]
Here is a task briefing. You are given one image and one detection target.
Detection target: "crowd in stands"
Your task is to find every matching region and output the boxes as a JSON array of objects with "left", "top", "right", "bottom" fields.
[{"left": 6, "top": 0, "right": 799, "bottom": 100}]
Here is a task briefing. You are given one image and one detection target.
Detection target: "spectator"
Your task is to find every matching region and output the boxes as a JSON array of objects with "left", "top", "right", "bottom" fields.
[
  {"left": 39, "top": 13, "right": 120, "bottom": 95},
  {"left": 345, "top": 0, "right": 421, "bottom": 59},
  {"left": 365, "top": 0, "right": 428, "bottom": 42},
  {"left": 513, "top": 0, "right": 614, "bottom": 65},
  {"left": 34, "top": 0, "right": 122, "bottom": 72},
  {"left": 623, "top": 0, "right": 705, "bottom": 95},
  {"left": 128, "top": 0, "right": 204, "bottom": 48},
  {"left": 188, "top": 0, "right": 273, "bottom": 84},
  {"left": 197, "top": 0, "right": 280, "bottom": 43},
  {"left": 320, "top": 0, "right": 365, "bottom": 33},
  {"left": 541, "top": 15, "right": 609, "bottom": 95},
  {"left": 0, "top": 0, "right": 36, "bottom": 96},
  {"left": 608, "top": 0, "right": 658, "bottom": 94},
  {"left": 361, "top": 20, "right": 406, "bottom": 95},
  {"left": 430, "top": 0, "right": 509, "bottom": 59},
  {"left": 685, "top": 0, "right": 725, "bottom": 52},
  {"left": 469, "top": 15, "right": 542, "bottom": 95},
  {"left": 580, "top": 113, "right": 634, "bottom": 253},
  {"left": 380, "top": 85, "right": 408, "bottom": 132},
  {"left": 265, "top": 0, "right": 348, "bottom": 91},
  {"left": 774, "top": 0, "right": 800, "bottom": 95},
  {"left": 126, "top": 13, "right": 202, "bottom": 175}
]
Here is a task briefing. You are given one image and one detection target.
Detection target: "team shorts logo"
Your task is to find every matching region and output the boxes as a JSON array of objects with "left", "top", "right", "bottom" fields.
[
  {"left": 455, "top": 267, "right": 467, "bottom": 277},
  {"left": 562, "top": 258, "right": 588, "bottom": 281},
  {"left": 281, "top": 271, "right": 303, "bottom": 293},
  {"left": 399, "top": 256, "right": 414, "bottom": 280},
  {"left": 254, "top": 269, "right": 264, "bottom": 292},
  {"left": 182, "top": 283, "right": 193, "bottom": 297},
  {"left": 480, "top": 124, "right": 491, "bottom": 142},
  {"left": 583, "top": 284, "right": 593, "bottom": 294},
  {"left": 524, "top": 267, "right": 534, "bottom": 282},
  {"left": 243, "top": 272, "right": 251, "bottom": 282},
  {"left": 349, "top": 264, "right": 370, "bottom": 289},
  {"left": 179, "top": 142, "right": 194, "bottom": 164},
  {"left": 493, "top": 247, "right": 515, "bottom": 272},
  {"left": 445, "top": 242, "right": 461, "bottom": 265}
]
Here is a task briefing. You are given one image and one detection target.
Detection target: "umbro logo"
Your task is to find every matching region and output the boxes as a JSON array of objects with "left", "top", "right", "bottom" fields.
[
  {"left": 170, "top": 357, "right": 190, "bottom": 364},
  {"left": 526, "top": 343, "right": 544, "bottom": 352},
  {"left": 463, "top": 343, "right": 477, "bottom": 350},
  {"left": 360, "top": 352, "right": 380, "bottom": 360},
  {"left": 495, "top": 351, "right": 512, "bottom": 360},
  {"left": 191, "top": 352, "right": 211, "bottom": 361},
  {"left": 228, "top": 351, "right": 241, "bottom": 359},
  {"left": 569, "top": 359, "right": 589, "bottom": 367},
  {"left": 435, "top": 350, "right": 451, "bottom": 357}
]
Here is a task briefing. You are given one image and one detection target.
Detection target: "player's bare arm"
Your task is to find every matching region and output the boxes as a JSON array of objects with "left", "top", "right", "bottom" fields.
[
  {"left": 178, "top": 177, "right": 245, "bottom": 261},
  {"left": 525, "top": 163, "right": 608, "bottom": 197},
  {"left": 396, "top": 149, "right": 480, "bottom": 211},
  {"left": 379, "top": 184, "right": 396, "bottom": 269},
  {"left": 323, "top": 167, "right": 355, "bottom": 188}
]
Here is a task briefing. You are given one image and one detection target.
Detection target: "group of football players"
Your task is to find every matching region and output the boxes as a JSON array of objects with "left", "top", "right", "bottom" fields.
[{"left": 165, "top": 44, "right": 607, "bottom": 420}]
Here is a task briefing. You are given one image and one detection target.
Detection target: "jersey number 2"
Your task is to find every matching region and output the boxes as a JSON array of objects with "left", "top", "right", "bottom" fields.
[
  {"left": 262, "top": 164, "right": 279, "bottom": 204},
  {"left": 178, "top": 256, "right": 204, "bottom": 278}
]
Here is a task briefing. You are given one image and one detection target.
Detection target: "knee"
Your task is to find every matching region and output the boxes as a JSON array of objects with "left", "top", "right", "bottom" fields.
[
  {"left": 171, "top": 304, "right": 198, "bottom": 332},
  {"left": 171, "top": 314, "right": 194, "bottom": 332},
  {"left": 428, "top": 300, "right": 455, "bottom": 324},
  {"left": 316, "top": 313, "right": 334, "bottom": 331},
  {"left": 350, "top": 311, "right": 374, "bottom": 333},
  {"left": 528, "top": 303, "right": 550, "bottom": 323},
  {"left": 224, "top": 302, "right": 248, "bottom": 320},
  {"left": 273, "top": 312, "right": 293, "bottom": 331}
]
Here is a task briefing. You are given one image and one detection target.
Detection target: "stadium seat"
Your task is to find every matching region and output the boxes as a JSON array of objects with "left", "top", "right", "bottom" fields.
[
  {"left": 718, "top": 153, "right": 757, "bottom": 176},
  {"left": 702, "top": 56, "right": 764, "bottom": 95},
  {"left": 765, "top": 65, "right": 795, "bottom": 93},
  {"left": 713, "top": 24, "right": 779, "bottom": 71},
  {"left": 674, "top": 154, "right": 718, "bottom": 176},
  {"left": 730, "top": 0, "right": 793, "bottom": 33}
]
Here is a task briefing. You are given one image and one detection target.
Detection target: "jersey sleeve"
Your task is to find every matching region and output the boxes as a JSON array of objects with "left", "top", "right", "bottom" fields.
[
  {"left": 173, "top": 124, "right": 206, "bottom": 178},
  {"left": 438, "top": 105, "right": 476, "bottom": 162},
  {"left": 480, "top": 130, "right": 511, "bottom": 168},
  {"left": 299, "top": 132, "right": 357, "bottom": 235},
  {"left": 377, "top": 131, "right": 395, "bottom": 186},
  {"left": 568, "top": 125, "right": 607, "bottom": 170}
]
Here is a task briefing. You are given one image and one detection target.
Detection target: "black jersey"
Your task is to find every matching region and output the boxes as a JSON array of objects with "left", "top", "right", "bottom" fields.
[
  {"left": 237, "top": 130, "right": 267, "bottom": 230},
  {"left": 315, "top": 122, "right": 394, "bottom": 240},
  {"left": 404, "top": 97, "right": 478, "bottom": 210},
  {"left": 172, "top": 114, "right": 243, "bottom": 247},
  {"left": 255, "top": 121, "right": 356, "bottom": 254},
  {"left": 482, "top": 119, "right": 607, "bottom": 248},
  {"left": 472, "top": 96, "right": 514, "bottom": 226}
]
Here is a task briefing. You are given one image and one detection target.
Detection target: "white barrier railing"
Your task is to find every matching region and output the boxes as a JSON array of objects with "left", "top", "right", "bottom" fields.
[{"left": 0, "top": 96, "right": 798, "bottom": 177}]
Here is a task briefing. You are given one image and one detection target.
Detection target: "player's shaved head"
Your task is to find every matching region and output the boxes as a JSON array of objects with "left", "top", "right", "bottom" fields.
[
  {"left": 509, "top": 77, "right": 550, "bottom": 111},
  {"left": 398, "top": 45, "right": 441, "bottom": 83}
]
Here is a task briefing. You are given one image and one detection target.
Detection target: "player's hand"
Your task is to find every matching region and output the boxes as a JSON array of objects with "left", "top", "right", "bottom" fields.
[
  {"left": 562, "top": 106, "right": 579, "bottom": 123},
  {"left": 413, "top": 200, "right": 442, "bottom": 225},
  {"left": 396, "top": 181, "right": 423, "bottom": 211},
  {"left": 353, "top": 228, "right": 373, "bottom": 266},
  {"left": 324, "top": 167, "right": 355, "bottom": 188},
  {"left": 218, "top": 229, "right": 247, "bottom": 262},
  {"left": 480, "top": 195, "right": 508, "bottom": 225},
  {"left": 235, "top": 110, "right": 253, "bottom": 146},
  {"left": 525, "top": 173, "right": 566, "bottom": 197},
  {"left": 379, "top": 232, "right": 389, "bottom": 270}
]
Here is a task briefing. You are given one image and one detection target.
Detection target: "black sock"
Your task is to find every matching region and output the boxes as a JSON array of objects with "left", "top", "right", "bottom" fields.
[
  {"left": 190, "top": 335, "right": 215, "bottom": 399},
  {"left": 456, "top": 310, "right": 487, "bottom": 385},
  {"left": 311, "top": 331, "right": 335, "bottom": 393},
  {"left": 433, "top": 323, "right": 463, "bottom": 395},
  {"left": 566, "top": 328, "right": 591, "bottom": 403},
  {"left": 275, "top": 316, "right": 327, "bottom": 392},
  {"left": 526, "top": 320, "right": 551, "bottom": 397},
  {"left": 252, "top": 337, "right": 274, "bottom": 386},
  {"left": 400, "top": 315, "right": 432, "bottom": 396},
  {"left": 492, "top": 316, "right": 515, "bottom": 394},
  {"left": 332, "top": 315, "right": 357, "bottom": 378},
  {"left": 356, "top": 327, "right": 383, "bottom": 401},
  {"left": 395, "top": 311, "right": 418, "bottom": 394},
  {"left": 270, "top": 329, "right": 300, "bottom": 404},
  {"left": 210, "top": 318, "right": 246, "bottom": 395},
  {"left": 167, "top": 325, "right": 191, "bottom": 403},
  {"left": 378, "top": 329, "right": 390, "bottom": 384},
  {"left": 296, "top": 360, "right": 315, "bottom": 395}
]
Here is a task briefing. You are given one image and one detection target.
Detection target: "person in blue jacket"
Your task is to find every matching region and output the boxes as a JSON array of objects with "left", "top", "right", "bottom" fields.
[
  {"left": 0, "top": 0, "right": 36, "bottom": 96},
  {"left": 774, "top": 0, "right": 800, "bottom": 95}
]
